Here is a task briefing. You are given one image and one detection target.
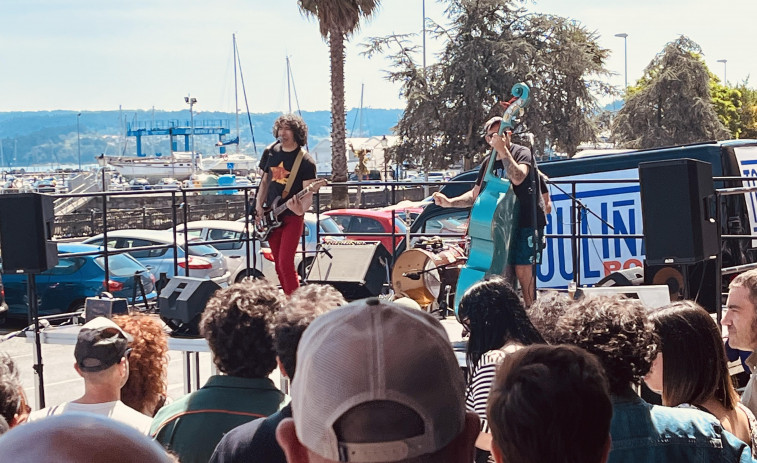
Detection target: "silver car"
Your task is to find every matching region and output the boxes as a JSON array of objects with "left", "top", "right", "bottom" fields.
[
  {"left": 174, "top": 220, "right": 277, "bottom": 284},
  {"left": 235, "top": 212, "right": 345, "bottom": 279},
  {"left": 82, "top": 229, "right": 230, "bottom": 287}
]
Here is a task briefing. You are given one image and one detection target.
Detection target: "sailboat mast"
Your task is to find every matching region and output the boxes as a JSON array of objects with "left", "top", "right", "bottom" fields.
[
  {"left": 359, "top": 83, "right": 364, "bottom": 137},
  {"left": 286, "top": 56, "right": 292, "bottom": 114},
  {"left": 233, "top": 34, "right": 240, "bottom": 154}
]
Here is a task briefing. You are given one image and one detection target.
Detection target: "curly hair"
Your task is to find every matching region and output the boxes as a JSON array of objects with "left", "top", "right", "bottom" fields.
[
  {"left": 0, "top": 354, "right": 23, "bottom": 425},
  {"left": 274, "top": 284, "right": 346, "bottom": 380},
  {"left": 553, "top": 295, "right": 658, "bottom": 395},
  {"left": 201, "top": 279, "right": 283, "bottom": 378},
  {"left": 112, "top": 314, "right": 169, "bottom": 416},
  {"left": 458, "top": 276, "right": 545, "bottom": 373},
  {"left": 272, "top": 113, "right": 308, "bottom": 147},
  {"left": 527, "top": 291, "right": 574, "bottom": 344},
  {"left": 650, "top": 300, "right": 738, "bottom": 409}
]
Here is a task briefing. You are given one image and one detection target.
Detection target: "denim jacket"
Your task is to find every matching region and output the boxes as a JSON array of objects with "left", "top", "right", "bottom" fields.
[{"left": 609, "top": 387, "right": 755, "bottom": 463}]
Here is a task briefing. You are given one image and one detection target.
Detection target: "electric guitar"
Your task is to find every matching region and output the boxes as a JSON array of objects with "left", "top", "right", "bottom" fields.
[{"left": 254, "top": 179, "right": 327, "bottom": 240}]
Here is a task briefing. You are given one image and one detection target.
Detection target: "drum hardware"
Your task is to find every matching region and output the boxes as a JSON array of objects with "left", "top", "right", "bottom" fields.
[
  {"left": 391, "top": 244, "right": 466, "bottom": 309},
  {"left": 403, "top": 259, "right": 467, "bottom": 280}
]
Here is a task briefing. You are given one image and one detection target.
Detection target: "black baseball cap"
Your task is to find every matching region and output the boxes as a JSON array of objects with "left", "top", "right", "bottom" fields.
[{"left": 74, "top": 317, "right": 132, "bottom": 372}]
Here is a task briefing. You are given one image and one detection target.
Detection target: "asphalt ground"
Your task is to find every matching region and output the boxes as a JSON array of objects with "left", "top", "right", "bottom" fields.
[{"left": 0, "top": 314, "right": 466, "bottom": 412}]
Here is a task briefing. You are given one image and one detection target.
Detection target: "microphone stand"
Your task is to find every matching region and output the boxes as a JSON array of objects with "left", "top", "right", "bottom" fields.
[
  {"left": 547, "top": 180, "right": 614, "bottom": 287},
  {"left": 402, "top": 259, "right": 467, "bottom": 280}
]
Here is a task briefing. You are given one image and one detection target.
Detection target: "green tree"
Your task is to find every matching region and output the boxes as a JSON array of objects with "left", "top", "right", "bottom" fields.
[
  {"left": 612, "top": 36, "right": 729, "bottom": 148},
  {"left": 298, "top": 0, "right": 381, "bottom": 208},
  {"left": 711, "top": 79, "right": 741, "bottom": 138},
  {"left": 362, "top": 33, "right": 444, "bottom": 173},
  {"left": 736, "top": 82, "right": 757, "bottom": 139},
  {"left": 365, "top": 0, "right": 612, "bottom": 167}
]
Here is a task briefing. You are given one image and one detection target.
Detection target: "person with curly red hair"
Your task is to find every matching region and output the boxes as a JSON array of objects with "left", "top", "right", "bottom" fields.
[{"left": 112, "top": 314, "right": 169, "bottom": 417}]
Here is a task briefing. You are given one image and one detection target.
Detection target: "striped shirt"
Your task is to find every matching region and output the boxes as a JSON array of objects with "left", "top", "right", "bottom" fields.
[{"left": 465, "top": 344, "right": 523, "bottom": 433}]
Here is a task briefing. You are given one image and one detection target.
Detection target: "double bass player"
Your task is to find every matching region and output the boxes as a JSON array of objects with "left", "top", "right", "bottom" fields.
[{"left": 434, "top": 116, "right": 549, "bottom": 306}]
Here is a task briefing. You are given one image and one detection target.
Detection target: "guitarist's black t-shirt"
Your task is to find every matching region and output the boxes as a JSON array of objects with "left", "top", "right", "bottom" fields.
[{"left": 262, "top": 145, "right": 317, "bottom": 217}]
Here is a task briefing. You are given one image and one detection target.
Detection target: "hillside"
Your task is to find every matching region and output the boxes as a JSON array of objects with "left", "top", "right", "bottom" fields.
[{"left": 0, "top": 108, "right": 402, "bottom": 168}]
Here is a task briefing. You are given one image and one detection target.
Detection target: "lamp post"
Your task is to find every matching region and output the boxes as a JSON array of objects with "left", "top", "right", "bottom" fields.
[
  {"left": 717, "top": 59, "right": 727, "bottom": 86},
  {"left": 76, "top": 112, "right": 82, "bottom": 171},
  {"left": 614, "top": 33, "right": 628, "bottom": 90},
  {"left": 184, "top": 95, "right": 197, "bottom": 174}
]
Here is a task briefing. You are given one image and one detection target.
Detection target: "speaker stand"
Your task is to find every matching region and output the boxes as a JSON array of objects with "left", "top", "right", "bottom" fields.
[{"left": 27, "top": 273, "right": 46, "bottom": 408}]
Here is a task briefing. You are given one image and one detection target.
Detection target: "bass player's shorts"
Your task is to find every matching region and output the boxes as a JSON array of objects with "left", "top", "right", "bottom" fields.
[{"left": 511, "top": 227, "right": 545, "bottom": 265}]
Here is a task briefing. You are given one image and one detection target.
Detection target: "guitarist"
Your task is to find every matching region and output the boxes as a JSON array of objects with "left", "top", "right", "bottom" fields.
[
  {"left": 255, "top": 114, "right": 317, "bottom": 295},
  {"left": 433, "top": 116, "right": 548, "bottom": 306}
]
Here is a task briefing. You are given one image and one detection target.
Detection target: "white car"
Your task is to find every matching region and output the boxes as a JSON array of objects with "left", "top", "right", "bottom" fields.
[
  {"left": 174, "top": 220, "right": 278, "bottom": 285},
  {"left": 235, "top": 212, "right": 346, "bottom": 279},
  {"left": 82, "top": 229, "right": 230, "bottom": 287}
]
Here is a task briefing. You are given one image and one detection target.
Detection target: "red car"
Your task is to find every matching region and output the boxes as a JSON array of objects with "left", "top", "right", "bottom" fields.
[{"left": 323, "top": 209, "right": 408, "bottom": 252}]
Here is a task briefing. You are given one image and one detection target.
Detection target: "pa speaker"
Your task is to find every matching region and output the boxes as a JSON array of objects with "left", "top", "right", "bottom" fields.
[
  {"left": 0, "top": 193, "right": 58, "bottom": 273},
  {"left": 639, "top": 159, "right": 719, "bottom": 264},
  {"left": 306, "top": 242, "right": 391, "bottom": 300},
  {"left": 84, "top": 294, "right": 128, "bottom": 322},
  {"left": 159, "top": 277, "right": 221, "bottom": 337},
  {"left": 644, "top": 259, "right": 719, "bottom": 313}
]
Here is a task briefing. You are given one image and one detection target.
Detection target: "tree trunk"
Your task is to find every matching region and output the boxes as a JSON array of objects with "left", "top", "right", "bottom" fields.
[{"left": 329, "top": 32, "right": 349, "bottom": 209}]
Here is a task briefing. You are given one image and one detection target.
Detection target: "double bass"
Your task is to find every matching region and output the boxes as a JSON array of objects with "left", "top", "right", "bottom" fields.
[{"left": 453, "top": 83, "right": 531, "bottom": 318}]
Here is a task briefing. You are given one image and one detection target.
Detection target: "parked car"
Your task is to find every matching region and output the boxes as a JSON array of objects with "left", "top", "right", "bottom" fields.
[
  {"left": 235, "top": 212, "right": 345, "bottom": 278},
  {"left": 81, "top": 229, "right": 230, "bottom": 287},
  {"left": 2, "top": 243, "right": 157, "bottom": 320},
  {"left": 380, "top": 200, "right": 428, "bottom": 226},
  {"left": 128, "top": 178, "right": 152, "bottom": 190},
  {"left": 34, "top": 176, "right": 57, "bottom": 193},
  {"left": 173, "top": 220, "right": 275, "bottom": 284},
  {"left": 323, "top": 209, "right": 407, "bottom": 252}
]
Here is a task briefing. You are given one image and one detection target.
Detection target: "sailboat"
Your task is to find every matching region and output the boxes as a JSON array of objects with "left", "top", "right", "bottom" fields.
[{"left": 202, "top": 34, "right": 259, "bottom": 175}]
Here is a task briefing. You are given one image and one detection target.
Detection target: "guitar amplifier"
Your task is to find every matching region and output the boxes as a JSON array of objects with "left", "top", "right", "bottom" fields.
[{"left": 306, "top": 241, "right": 390, "bottom": 300}]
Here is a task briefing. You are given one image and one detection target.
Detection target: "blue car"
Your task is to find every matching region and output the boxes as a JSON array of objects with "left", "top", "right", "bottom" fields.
[{"left": 2, "top": 243, "right": 157, "bottom": 319}]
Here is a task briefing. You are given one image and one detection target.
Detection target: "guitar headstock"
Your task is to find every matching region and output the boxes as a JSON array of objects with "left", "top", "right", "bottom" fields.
[{"left": 309, "top": 178, "right": 327, "bottom": 192}]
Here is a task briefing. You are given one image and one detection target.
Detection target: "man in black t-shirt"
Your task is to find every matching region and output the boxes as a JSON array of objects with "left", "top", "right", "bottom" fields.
[
  {"left": 434, "top": 117, "right": 548, "bottom": 306},
  {"left": 255, "top": 114, "right": 317, "bottom": 295}
]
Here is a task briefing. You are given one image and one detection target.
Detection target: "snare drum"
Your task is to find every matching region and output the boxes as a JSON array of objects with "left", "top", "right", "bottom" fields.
[{"left": 392, "top": 245, "right": 465, "bottom": 307}]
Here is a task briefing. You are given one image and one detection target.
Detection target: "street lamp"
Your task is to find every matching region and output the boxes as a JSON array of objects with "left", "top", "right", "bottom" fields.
[
  {"left": 717, "top": 59, "right": 727, "bottom": 86},
  {"left": 184, "top": 95, "right": 198, "bottom": 174},
  {"left": 615, "top": 33, "right": 629, "bottom": 90},
  {"left": 76, "top": 112, "right": 82, "bottom": 171}
]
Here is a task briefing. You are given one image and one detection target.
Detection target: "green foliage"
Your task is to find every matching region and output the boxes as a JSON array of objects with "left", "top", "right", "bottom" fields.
[
  {"left": 735, "top": 82, "right": 757, "bottom": 139},
  {"left": 711, "top": 81, "right": 741, "bottom": 138},
  {"left": 612, "top": 36, "right": 729, "bottom": 148},
  {"left": 364, "top": 0, "right": 613, "bottom": 166}
]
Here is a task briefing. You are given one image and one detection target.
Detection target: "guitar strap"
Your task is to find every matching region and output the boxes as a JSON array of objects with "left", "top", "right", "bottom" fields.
[{"left": 282, "top": 149, "right": 305, "bottom": 199}]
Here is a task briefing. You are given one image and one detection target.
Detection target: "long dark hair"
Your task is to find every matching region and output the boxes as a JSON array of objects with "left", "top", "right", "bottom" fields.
[
  {"left": 458, "top": 276, "right": 545, "bottom": 374},
  {"left": 650, "top": 300, "right": 738, "bottom": 409}
]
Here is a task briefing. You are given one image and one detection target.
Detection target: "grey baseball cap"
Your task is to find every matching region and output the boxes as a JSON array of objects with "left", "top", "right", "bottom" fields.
[{"left": 290, "top": 298, "right": 466, "bottom": 462}]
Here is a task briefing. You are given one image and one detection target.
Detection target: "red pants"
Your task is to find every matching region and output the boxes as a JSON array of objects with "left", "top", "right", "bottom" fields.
[{"left": 267, "top": 214, "right": 304, "bottom": 295}]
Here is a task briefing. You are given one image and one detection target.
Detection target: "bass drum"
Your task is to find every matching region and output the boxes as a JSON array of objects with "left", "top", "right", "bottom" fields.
[{"left": 391, "top": 245, "right": 465, "bottom": 307}]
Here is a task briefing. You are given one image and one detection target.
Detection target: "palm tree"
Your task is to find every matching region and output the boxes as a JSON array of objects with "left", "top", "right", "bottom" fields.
[{"left": 298, "top": 0, "right": 381, "bottom": 208}]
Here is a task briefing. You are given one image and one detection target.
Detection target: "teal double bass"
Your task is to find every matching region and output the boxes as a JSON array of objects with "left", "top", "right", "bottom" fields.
[{"left": 454, "top": 83, "right": 530, "bottom": 318}]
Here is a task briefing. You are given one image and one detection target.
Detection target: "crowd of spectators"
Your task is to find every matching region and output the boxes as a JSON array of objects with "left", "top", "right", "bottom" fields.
[{"left": 4, "top": 269, "right": 757, "bottom": 462}]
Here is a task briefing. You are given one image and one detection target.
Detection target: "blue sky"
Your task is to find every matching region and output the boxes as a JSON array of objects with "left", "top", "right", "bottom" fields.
[{"left": 1, "top": 0, "right": 754, "bottom": 113}]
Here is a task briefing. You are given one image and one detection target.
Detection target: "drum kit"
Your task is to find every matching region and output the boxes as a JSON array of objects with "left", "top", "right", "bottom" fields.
[{"left": 391, "top": 237, "right": 467, "bottom": 312}]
